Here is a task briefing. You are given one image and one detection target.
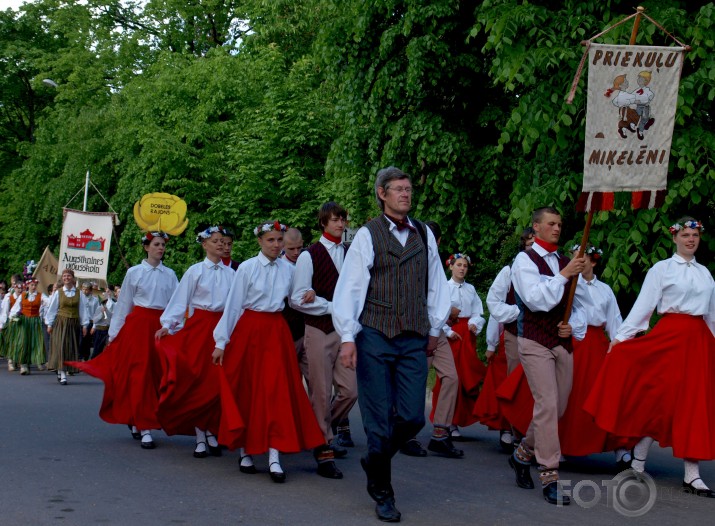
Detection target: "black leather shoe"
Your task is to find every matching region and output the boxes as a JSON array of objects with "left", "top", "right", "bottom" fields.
[
  {"left": 317, "top": 460, "right": 343, "bottom": 479},
  {"left": 269, "top": 463, "right": 286, "bottom": 483},
  {"left": 193, "top": 441, "right": 208, "bottom": 458},
  {"left": 206, "top": 434, "right": 222, "bottom": 457},
  {"left": 375, "top": 497, "right": 401, "bottom": 522},
  {"left": 400, "top": 438, "right": 427, "bottom": 457},
  {"left": 140, "top": 439, "right": 156, "bottom": 450},
  {"left": 508, "top": 454, "right": 534, "bottom": 489},
  {"left": 330, "top": 443, "right": 348, "bottom": 459},
  {"left": 543, "top": 481, "right": 570, "bottom": 505},
  {"left": 427, "top": 438, "right": 464, "bottom": 458},
  {"left": 615, "top": 458, "right": 632, "bottom": 473},
  {"left": 239, "top": 455, "right": 257, "bottom": 474},
  {"left": 128, "top": 425, "right": 141, "bottom": 440},
  {"left": 683, "top": 479, "right": 715, "bottom": 498}
]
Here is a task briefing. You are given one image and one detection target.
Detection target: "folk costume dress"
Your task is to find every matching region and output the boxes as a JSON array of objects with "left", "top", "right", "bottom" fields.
[
  {"left": 472, "top": 317, "right": 510, "bottom": 430},
  {"left": 156, "top": 258, "right": 234, "bottom": 436},
  {"left": 70, "top": 261, "right": 178, "bottom": 430},
  {"left": 431, "top": 278, "right": 487, "bottom": 427},
  {"left": 584, "top": 254, "right": 715, "bottom": 460},
  {"left": 45, "top": 286, "right": 90, "bottom": 372},
  {"left": 0, "top": 292, "right": 20, "bottom": 359},
  {"left": 9, "top": 290, "right": 46, "bottom": 367},
  {"left": 213, "top": 252, "right": 325, "bottom": 455}
]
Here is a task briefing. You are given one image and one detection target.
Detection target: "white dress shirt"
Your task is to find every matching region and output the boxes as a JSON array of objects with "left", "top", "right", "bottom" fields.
[
  {"left": 290, "top": 235, "right": 345, "bottom": 316},
  {"left": 109, "top": 260, "right": 179, "bottom": 340},
  {"left": 213, "top": 252, "right": 294, "bottom": 350},
  {"left": 443, "top": 278, "right": 486, "bottom": 337},
  {"left": 44, "top": 286, "right": 90, "bottom": 328},
  {"left": 486, "top": 265, "right": 520, "bottom": 324},
  {"left": 576, "top": 274, "right": 622, "bottom": 339},
  {"left": 0, "top": 293, "right": 20, "bottom": 328},
  {"left": 616, "top": 254, "right": 715, "bottom": 341},
  {"left": 511, "top": 242, "right": 587, "bottom": 340},
  {"left": 161, "top": 258, "right": 234, "bottom": 332},
  {"left": 485, "top": 316, "right": 503, "bottom": 352},
  {"left": 332, "top": 217, "right": 450, "bottom": 343},
  {"left": 40, "top": 293, "right": 51, "bottom": 321}
]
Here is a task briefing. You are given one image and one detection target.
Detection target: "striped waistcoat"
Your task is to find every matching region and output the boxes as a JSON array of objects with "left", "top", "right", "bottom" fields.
[
  {"left": 515, "top": 249, "right": 574, "bottom": 353},
  {"left": 359, "top": 216, "right": 430, "bottom": 338}
]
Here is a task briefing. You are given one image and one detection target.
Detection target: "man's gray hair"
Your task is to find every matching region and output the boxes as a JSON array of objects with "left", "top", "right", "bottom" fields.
[{"left": 374, "top": 166, "right": 412, "bottom": 210}]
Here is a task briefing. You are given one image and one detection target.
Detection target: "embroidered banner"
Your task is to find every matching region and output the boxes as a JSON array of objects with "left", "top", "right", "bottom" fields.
[
  {"left": 579, "top": 43, "right": 686, "bottom": 211},
  {"left": 58, "top": 209, "right": 114, "bottom": 282}
]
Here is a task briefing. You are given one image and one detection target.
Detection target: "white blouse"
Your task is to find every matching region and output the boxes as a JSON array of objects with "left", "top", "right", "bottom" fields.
[
  {"left": 213, "top": 252, "right": 294, "bottom": 350},
  {"left": 486, "top": 265, "right": 520, "bottom": 324},
  {"left": 332, "top": 218, "right": 450, "bottom": 343},
  {"left": 616, "top": 254, "right": 715, "bottom": 341},
  {"left": 109, "top": 260, "right": 179, "bottom": 340},
  {"left": 161, "top": 258, "right": 234, "bottom": 332},
  {"left": 443, "top": 278, "right": 486, "bottom": 337},
  {"left": 290, "top": 236, "right": 345, "bottom": 316},
  {"left": 576, "top": 275, "right": 622, "bottom": 339},
  {"left": 44, "top": 287, "right": 90, "bottom": 328}
]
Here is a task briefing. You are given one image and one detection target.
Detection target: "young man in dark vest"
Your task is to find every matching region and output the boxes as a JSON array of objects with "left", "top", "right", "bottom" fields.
[
  {"left": 333, "top": 167, "right": 450, "bottom": 522},
  {"left": 508, "top": 207, "right": 587, "bottom": 505},
  {"left": 290, "top": 201, "right": 358, "bottom": 480}
]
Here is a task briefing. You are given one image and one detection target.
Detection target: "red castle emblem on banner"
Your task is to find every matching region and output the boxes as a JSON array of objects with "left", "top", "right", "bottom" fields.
[{"left": 67, "top": 229, "right": 106, "bottom": 252}]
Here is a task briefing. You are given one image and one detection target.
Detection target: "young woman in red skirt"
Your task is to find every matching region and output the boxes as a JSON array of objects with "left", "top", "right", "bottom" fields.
[
  {"left": 432, "top": 253, "right": 486, "bottom": 439},
  {"left": 211, "top": 221, "right": 325, "bottom": 483},
  {"left": 584, "top": 217, "right": 715, "bottom": 497},
  {"left": 70, "top": 232, "right": 178, "bottom": 449},
  {"left": 155, "top": 226, "right": 234, "bottom": 458}
]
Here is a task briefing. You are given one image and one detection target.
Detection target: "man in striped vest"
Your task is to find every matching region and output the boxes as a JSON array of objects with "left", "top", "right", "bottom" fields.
[
  {"left": 290, "top": 201, "right": 358, "bottom": 480},
  {"left": 508, "top": 207, "right": 587, "bottom": 506},
  {"left": 333, "top": 167, "right": 450, "bottom": 523}
]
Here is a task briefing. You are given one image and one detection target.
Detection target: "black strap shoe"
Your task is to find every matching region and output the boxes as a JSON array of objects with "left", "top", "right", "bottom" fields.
[
  {"left": 427, "top": 438, "right": 464, "bottom": 458},
  {"left": 508, "top": 454, "right": 534, "bottom": 489},
  {"left": 542, "top": 481, "right": 570, "bottom": 505},
  {"left": 399, "top": 438, "right": 427, "bottom": 457},
  {"left": 375, "top": 497, "right": 401, "bottom": 522},
  {"left": 683, "top": 479, "right": 715, "bottom": 498}
]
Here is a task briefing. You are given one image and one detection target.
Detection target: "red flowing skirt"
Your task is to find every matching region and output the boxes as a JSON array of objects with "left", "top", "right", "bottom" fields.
[
  {"left": 584, "top": 314, "right": 715, "bottom": 460},
  {"left": 216, "top": 310, "right": 324, "bottom": 455},
  {"left": 472, "top": 334, "right": 510, "bottom": 430},
  {"left": 431, "top": 318, "right": 487, "bottom": 427},
  {"left": 495, "top": 363, "right": 533, "bottom": 436},
  {"left": 69, "top": 306, "right": 164, "bottom": 430},
  {"left": 156, "top": 309, "right": 222, "bottom": 436}
]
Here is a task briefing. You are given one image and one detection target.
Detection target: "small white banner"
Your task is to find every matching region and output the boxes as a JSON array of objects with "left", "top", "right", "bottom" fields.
[{"left": 58, "top": 209, "right": 114, "bottom": 281}]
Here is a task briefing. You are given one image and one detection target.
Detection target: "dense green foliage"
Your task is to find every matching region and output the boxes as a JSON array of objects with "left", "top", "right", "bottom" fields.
[{"left": 1, "top": 0, "right": 713, "bottom": 312}]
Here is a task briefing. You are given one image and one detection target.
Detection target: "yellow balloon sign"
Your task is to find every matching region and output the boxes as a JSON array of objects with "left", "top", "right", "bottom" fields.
[{"left": 133, "top": 192, "right": 189, "bottom": 235}]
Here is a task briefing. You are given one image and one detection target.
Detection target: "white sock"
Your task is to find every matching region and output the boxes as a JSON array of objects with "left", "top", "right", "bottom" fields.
[
  {"left": 631, "top": 437, "right": 654, "bottom": 473},
  {"left": 239, "top": 448, "right": 253, "bottom": 467},
  {"left": 131, "top": 425, "right": 138, "bottom": 435},
  {"left": 614, "top": 448, "right": 631, "bottom": 463},
  {"left": 195, "top": 427, "right": 206, "bottom": 443},
  {"left": 500, "top": 431, "right": 513, "bottom": 444},
  {"left": 268, "top": 448, "right": 283, "bottom": 473},
  {"left": 59, "top": 370, "right": 67, "bottom": 381},
  {"left": 206, "top": 432, "right": 219, "bottom": 448},
  {"left": 140, "top": 430, "right": 153, "bottom": 443},
  {"left": 684, "top": 460, "right": 709, "bottom": 489}
]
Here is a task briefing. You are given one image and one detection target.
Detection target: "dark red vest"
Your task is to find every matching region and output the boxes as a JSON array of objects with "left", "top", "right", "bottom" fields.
[
  {"left": 504, "top": 283, "right": 518, "bottom": 336},
  {"left": 304, "top": 241, "right": 346, "bottom": 335},
  {"left": 515, "top": 249, "right": 574, "bottom": 352}
]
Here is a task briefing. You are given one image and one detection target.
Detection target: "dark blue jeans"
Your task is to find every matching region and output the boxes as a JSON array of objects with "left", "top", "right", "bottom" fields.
[{"left": 356, "top": 326, "right": 428, "bottom": 484}]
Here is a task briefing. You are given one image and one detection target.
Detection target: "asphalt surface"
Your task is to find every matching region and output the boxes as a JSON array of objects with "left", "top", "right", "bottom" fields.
[{"left": 1, "top": 362, "right": 710, "bottom": 525}]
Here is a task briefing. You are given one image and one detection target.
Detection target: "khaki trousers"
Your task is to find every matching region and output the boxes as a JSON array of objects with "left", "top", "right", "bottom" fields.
[
  {"left": 503, "top": 330, "right": 521, "bottom": 375},
  {"left": 518, "top": 336, "right": 572, "bottom": 470},
  {"left": 428, "top": 333, "right": 458, "bottom": 426},
  {"left": 304, "top": 324, "right": 358, "bottom": 442}
]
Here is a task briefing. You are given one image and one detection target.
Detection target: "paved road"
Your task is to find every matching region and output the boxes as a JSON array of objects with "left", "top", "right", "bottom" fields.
[{"left": 1, "top": 363, "right": 711, "bottom": 525}]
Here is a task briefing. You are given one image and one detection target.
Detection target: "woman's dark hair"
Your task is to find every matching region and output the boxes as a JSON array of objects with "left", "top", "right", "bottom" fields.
[{"left": 519, "top": 227, "right": 535, "bottom": 252}]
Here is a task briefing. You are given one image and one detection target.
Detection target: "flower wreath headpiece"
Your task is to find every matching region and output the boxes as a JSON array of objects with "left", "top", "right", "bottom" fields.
[
  {"left": 142, "top": 231, "right": 169, "bottom": 243},
  {"left": 570, "top": 244, "right": 603, "bottom": 260},
  {"left": 669, "top": 220, "right": 704, "bottom": 235},
  {"left": 445, "top": 253, "right": 471, "bottom": 267},
  {"left": 196, "top": 225, "right": 229, "bottom": 243},
  {"left": 253, "top": 221, "right": 287, "bottom": 237}
]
